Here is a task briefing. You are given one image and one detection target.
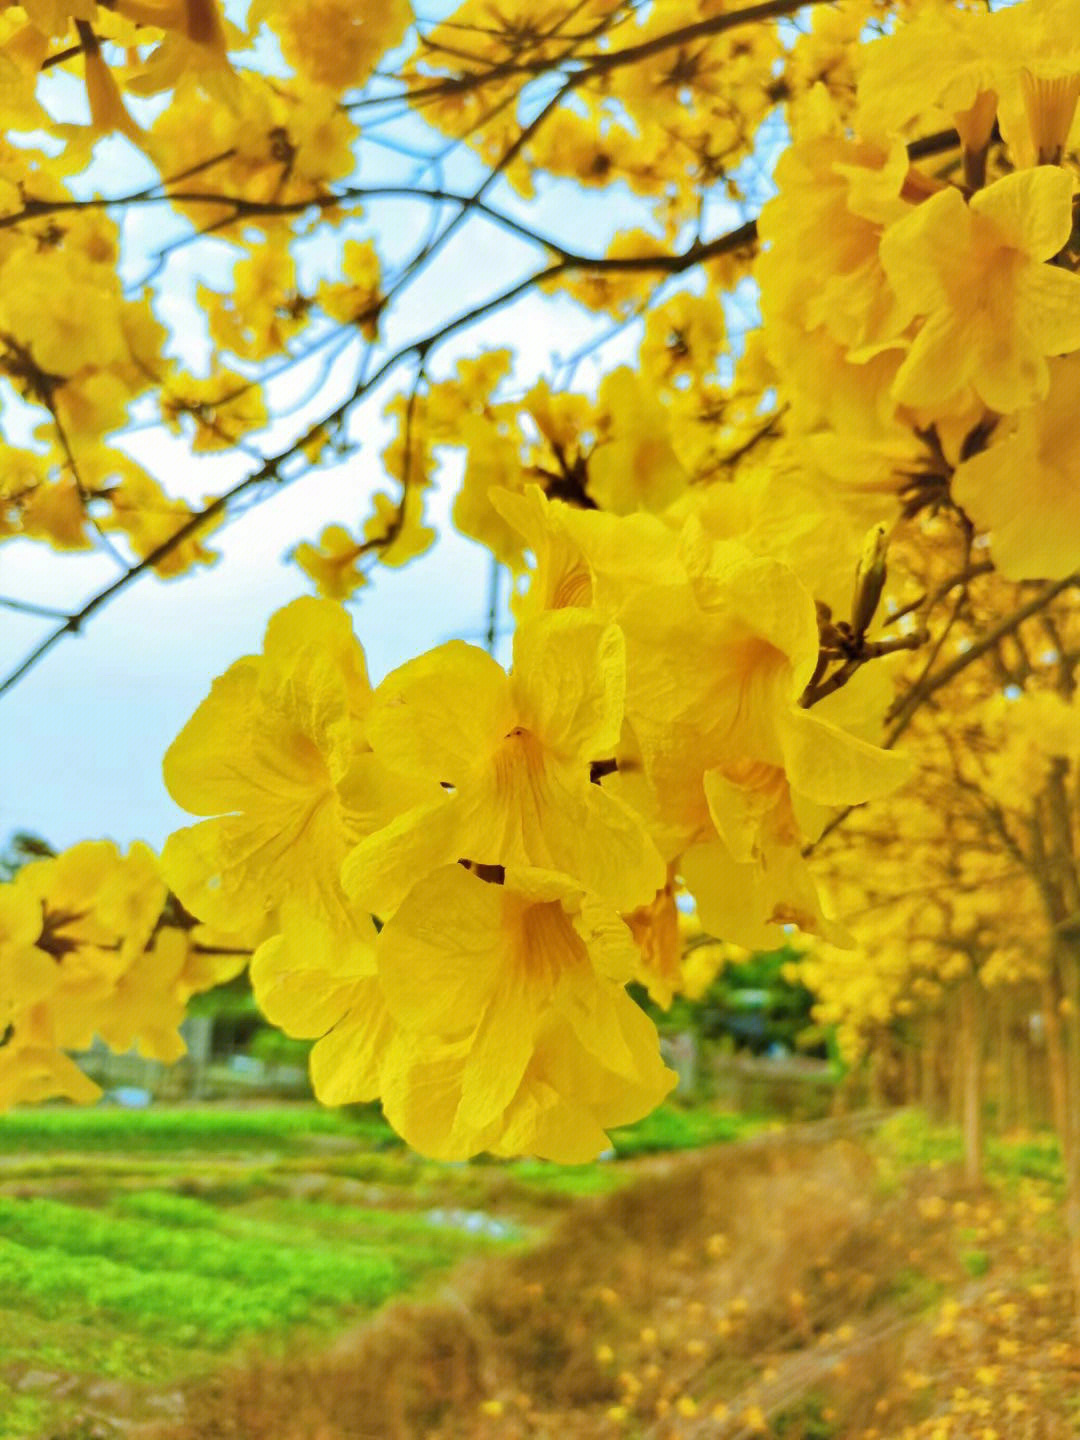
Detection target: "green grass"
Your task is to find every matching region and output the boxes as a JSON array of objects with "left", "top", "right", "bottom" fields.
[
  {"left": 608, "top": 1103, "right": 758, "bottom": 1157},
  {"left": 872, "top": 1109, "right": 1064, "bottom": 1191},
  {"left": 0, "top": 1099, "right": 757, "bottom": 1160},
  {"left": 0, "top": 1103, "right": 398, "bottom": 1155},
  {"left": 0, "top": 1099, "right": 759, "bottom": 1438},
  {"left": 0, "top": 1195, "right": 411, "bottom": 1340}
]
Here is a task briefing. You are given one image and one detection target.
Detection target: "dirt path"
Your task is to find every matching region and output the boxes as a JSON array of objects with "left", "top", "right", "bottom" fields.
[{"left": 48, "top": 1121, "right": 1080, "bottom": 1440}]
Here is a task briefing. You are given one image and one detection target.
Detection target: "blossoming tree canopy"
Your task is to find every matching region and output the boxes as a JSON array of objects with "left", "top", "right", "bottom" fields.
[{"left": 1, "top": 0, "right": 1080, "bottom": 1175}]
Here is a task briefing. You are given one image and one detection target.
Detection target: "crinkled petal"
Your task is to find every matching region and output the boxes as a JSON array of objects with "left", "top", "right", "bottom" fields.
[
  {"left": 972, "top": 164, "right": 1076, "bottom": 260},
  {"left": 365, "top": 641, "right": 513, "bottom": 785},
  {"left": 308, "top": 977, "right": 397, "bottom": 1105},
  {"left": 375, "top": 864, "right": 505, "bottom": 1035},
  {"left": 341, "top": 794, "right": 463, "bottom": 919},
  {"left": 510, "top": 609, "right": 625, "bottom": 761}
]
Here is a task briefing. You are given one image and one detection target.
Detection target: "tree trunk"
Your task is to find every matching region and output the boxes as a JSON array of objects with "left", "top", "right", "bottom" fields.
[
  {"left": 958, "top": 975, "right": 984, "bottom": 1188},
  {"left": 1042, "top": 972, "right": 1069, "bottom": 1149}
]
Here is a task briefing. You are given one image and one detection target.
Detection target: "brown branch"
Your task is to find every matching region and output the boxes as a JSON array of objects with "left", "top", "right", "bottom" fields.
[
  {"left": 805, "top": 576, "right": 1080, "bottom": 856},
  {"left": 0, "top": 211, "right": 776, "bottom": 702},
  {"left": 394, "top": 0, "right": 839, "bottom": 106},
  {"left": 885, "top": 574, "right": 1080, "bottom": 747}
]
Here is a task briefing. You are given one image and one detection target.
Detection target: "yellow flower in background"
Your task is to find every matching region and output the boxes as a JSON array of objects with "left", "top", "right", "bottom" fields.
[
  {"left": 256, "top": 0, "right": 413, "bottom": 91},
  {"left": 0, "top": 1043, "right": 101, "bottom": 1110},
  {"left": 16, "top": 840, "right": 165, "bottom": 990},
  {"left": 375, "top": 864, "right": 675, "bottom": 1161},
  {"left": 0, "top": 839, "right": 246, "bottom": 1107},
  {"left": 292, "top": 524, "right": 367, "bottom": 601},
  {"left": 362, "top": 487, "right": 435, "bottom": 568},
  {"left": 626, "top": 864, "right": 682, "bottom": 1009},
  {"left": 880, "top": 167, "right": 1080, "bottom": 416},
  {"left": 855, "top": 5, "right": 999, "bottom": 147},
  {"left": 624, "top": 532, "right": 907, "bottom": 832},
  {"left": 89, "top": 927, "right": 193, "bottom": 1064},
  {"left": 589, "top": 368, "right": 689, "bottom": 515},
  {"left": 317, "top": 238, "right": 383, "bottom": 337},
  {"left": 0, "top": 885, "right": 59, "bottom": 1027},
  {"left": 343, "top": 608, "right": 665, "bottom": 918}
]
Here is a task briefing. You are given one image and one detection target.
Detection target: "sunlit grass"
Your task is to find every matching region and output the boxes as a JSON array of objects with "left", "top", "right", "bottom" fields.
[{"left": 0, "top": 1098, "right": 759, "bottom": 1438}]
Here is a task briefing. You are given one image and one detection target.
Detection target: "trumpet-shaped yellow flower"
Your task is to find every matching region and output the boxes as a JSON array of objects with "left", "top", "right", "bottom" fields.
[
  {"left": 343, "top": 609, "right": 665, "bottom": 918},
  {"left": 292, "top": 524, "right": 367, "bottom": 600},
  {"left": 16, "top": 840, "right": 165, "bottom": 994},
  {"left": 0, "top": 840, "right": 244, "bottom": 1107},
  {"left": 490, "top": 484, "right": 679, "bottom": 624},
  {"left": 880, "top": 167, "right": 1080, "bottom": 416},
  {"left": 162, "top": 597, "right": 434, "bottom": 951},
  {"left": 619, "top": 534, "right": 908, "bottom": 944},
  {"left": 589, "top": 368, "right": 689, "bottom": 515},
  {"left": 256, "top": 0, "right": 413, "bottom": 91},
  {"left": 375, "top": 864, "right": 675, "bottom": 1161}
]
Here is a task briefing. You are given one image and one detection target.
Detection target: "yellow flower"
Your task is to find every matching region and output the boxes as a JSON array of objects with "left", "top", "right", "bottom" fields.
[
  {"left": 162, "top": 598, "right": 432, "bottom": 950},
  {"left": 250, "top": 922, "right": 394, "bottom": 1105},
  {"left": 620, "top": 534, "right": 908, "bottom": 946},
  {"left": 89, "top": 927, "right": 191, "bottom": 1064},
  {"left": 491, "top": 484, "right": 679, "bottom": 625},
  {"left": 0, "top": 885, "right": 58, "bottom": 1027},
  {"left": 0, "top": 1043, "right": 101, "bottom": 1110},
  {"left": 451, "top": 423, "right": 529, "bottom": 569},
  {"left": 856, "top": 6, "right": 999, "bottom": 146},
  {"left": 880, "top": 167, "right": 1080, "bottom": 416},
  {"left": 259, "top": 0, "right": 413, "bottom": 91},
  {"left": 952, "top": 354, "right": 1080, "bottom": 580},
  {"left": 343, "top": 609, "right": 665, "bottom": 918},
  {"left": 318, "top": 238, "right": 383, "bottom": 338},
  {"left": 374, "top": 864, "right": 675, "bottom": 1161},
  {"left": 0, "top": 841, "right": 233, "bottom": 1103},
  {"left": 362, "top": 487, "right": 435, "bottom": 568},
  {"left": 292, "top": 524, "right": 367, "bottom": 601},
  {"left": 0, "top": 248, "right": 127, "bottom": 377},
  {"left": 83, "top": 49, "right": 143, "bottom": 143},
  {"left": 589, "top": 368, "right": 688, "bottom": 515},
  {"left": 626, "top": 864, "right": 682, "bottom": 1008},
  {"left": 102, "top": 460, "right": 220, "bottom": 577}
]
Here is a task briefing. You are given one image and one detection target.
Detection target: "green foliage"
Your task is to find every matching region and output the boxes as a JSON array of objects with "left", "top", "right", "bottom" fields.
[
  {"left": 0, "top": 830, "right": 54, "bottom": 881},
  {"left": 248, "top": 1025, "right": 313, "bottom": 1069},
  {"left": 0, "top": 1387, "right": 47, "bottom": 1439},
  {"left": 873, "top": 1108, "right": 1064, "bottom": 1194},
  {"left": 987, "top": 1133, "right": 1062, "bottom": 1187},
  {"left": 636, "top": 945, "right": 824, "bottom": 1056},
  {"left": 873, "top": 1110, "right": 965, "bottom": 1174},
  {"left": 0, "top": 1099, "right": 770, "bottom": 1436}
]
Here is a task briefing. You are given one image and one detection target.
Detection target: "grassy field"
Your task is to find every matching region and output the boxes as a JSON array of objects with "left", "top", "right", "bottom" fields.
[{"left": 0, "top": 1101, "right": 762, "bottom": 1439}]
